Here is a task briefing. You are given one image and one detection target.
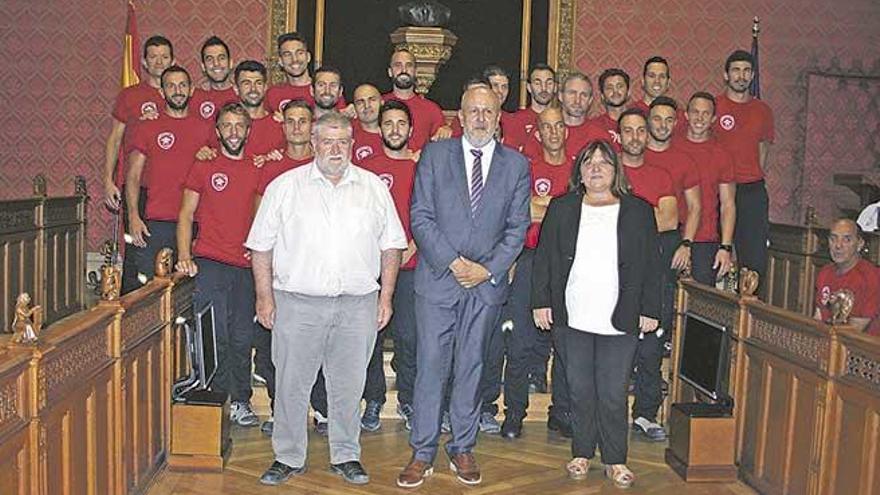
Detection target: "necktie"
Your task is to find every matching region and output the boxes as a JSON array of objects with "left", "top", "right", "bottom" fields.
[{"left": 470, "top": 148, "right": 483, "bottom": 215}]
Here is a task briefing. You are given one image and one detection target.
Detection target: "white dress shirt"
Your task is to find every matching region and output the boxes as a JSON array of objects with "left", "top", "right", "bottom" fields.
[
  {"left": 245, "top": 162, "right": 407, "bottom": 296},
  {"left": 462, "top": 136, "right": 496, "bottom": 195}
]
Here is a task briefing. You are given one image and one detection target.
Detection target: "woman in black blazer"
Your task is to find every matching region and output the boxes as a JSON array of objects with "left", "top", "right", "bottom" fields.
[{"left": 532, "top": 140, "right": 661, "bottom": 488}]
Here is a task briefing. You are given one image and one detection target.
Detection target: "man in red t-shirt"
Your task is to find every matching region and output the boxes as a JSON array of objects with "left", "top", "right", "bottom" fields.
[
  {"left": 631, "top": 56, "right": 687, "bottom": 134},
  {"left": 714, "top": 49, "right": 775, "bottom": 283},
  {"left": 351, "top": 84, "right": 384, "bottom": 164},
  {"left": 177, "top": 103, "right": 262, "bottom": 428},
  {"left": 678, "top": 92, "right": 737, "bottom": 285},
  {"left": 506, "top": 64, "right": 556, "bottom": 151},
  {"left": 814, "top": 219, "right": 880, "bottom": 335},
  {"left": 619, "top": 108, "right": 678, "bottom": 442},
  {"left": 233, "top": 61, "right": 285, "bottom": 158},
  {"left": 382, "top": 49, "right": 451, "bottom": 151},
  {"left": 501, "top": 107, "right": 574, "bottom": 439},
  {"left": 265, "top": 32, "right": 347, "bottom": 115},
  {"left": 589, "top": 68, "right": 632, "bottom": 147},
  {"left": 124, "top": 66, "right": 211, "bottom": 286},
  {"left": 190, "top": 36, "right": 237, "bottom": 122}
]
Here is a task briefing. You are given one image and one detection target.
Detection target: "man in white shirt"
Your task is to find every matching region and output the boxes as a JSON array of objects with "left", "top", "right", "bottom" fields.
[{"left": 246, "top": 112, "right": 406, "bottom": 486}]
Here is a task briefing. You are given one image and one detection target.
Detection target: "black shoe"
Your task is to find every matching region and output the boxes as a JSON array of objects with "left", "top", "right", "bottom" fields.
[
  {"left": 501, "top": 416, "right": 523, "bottom": 439},
  {"left": 259, "top": 461, "right": 306, "bottom": 486},
  {"left": 528, "top": 373, "right": 548, "bottom": 394},
  {"left": 330, "top": 460, "right": 370, "bottom": 485},
  {"left": 547, "top": 414, "right": 573, "bottom": 438}
]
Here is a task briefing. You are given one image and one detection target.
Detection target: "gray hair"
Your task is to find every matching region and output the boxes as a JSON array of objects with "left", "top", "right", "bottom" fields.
[{"left": 312, "top": 111, "right": 353, "bottom": 138}]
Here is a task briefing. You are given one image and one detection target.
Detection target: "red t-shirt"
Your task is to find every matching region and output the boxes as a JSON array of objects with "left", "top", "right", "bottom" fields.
[
  {"left": 243, "top": 114, "right": 285, "bottom": 158},
  {"left": 257, "top": 154, "right": 312, "bottom": 195},
  {"left": 814, "top": 259, "right": 880, "bottom": 335},
  {"left": 129, "top": 113, "right": 212, "bottom": 221},
  {"left": 190, "top": 87, "right": 238, "bottom": 121},
  {"left": 184, "top": 155, "right": 261, "bottom": 268},
  {"left": 111, "top": 82, "right": 166, "bottom": 185},
  {"left": 352, "top": 123, "right": 385, "bottom": 164},
  {"left": 382, "top": 93, "right": 445, "bottom": 151},
  {"left": 713, "top": 94, "right": 774, "bottom": 183},
  {"left": 525, "top": 155, "right": 573, "bottom": 248},
  {"left": 624, "top": 163, "right": 674, "bottom": 208},
  {"left": 266, "top": 83, "right": 348, "bottom": 114},
  {"left": 505, "top": 108, "right": 539, "bottom": 152},
  {"left": 645, "top": 145, "right": 700, "bottom": 226},
  {"left": 359, "top": 153, "right": 418, "bottom": 270},
  {"left": 588, "top": 112, "right": 623, "bottom": 147},
  {"left": 677, "top": 138, "right": 735, "bottom": 242},
  {"left": 522, "top": 119, "right": 610, "bottom": 162}
]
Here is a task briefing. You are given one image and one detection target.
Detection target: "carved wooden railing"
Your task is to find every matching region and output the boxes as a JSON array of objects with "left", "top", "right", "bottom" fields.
[
  {"left": 0, "top": 260, "right": 194, "bottom": 495},
  {"left": 674, "top": 278, "right": 880, "bottom": 495},
  {"left": 0, "top": 175, "right": 87, "bottom": 332}
]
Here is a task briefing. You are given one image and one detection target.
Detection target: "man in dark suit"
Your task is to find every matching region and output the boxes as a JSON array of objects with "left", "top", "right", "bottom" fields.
[{"left": 397, "top": 87, "right": 531, "bottom": 488}]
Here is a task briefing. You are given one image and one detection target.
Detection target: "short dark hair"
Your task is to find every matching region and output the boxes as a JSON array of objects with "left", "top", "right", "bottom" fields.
[
  {"left": 160, "top": 65, "right": 190, "bottom": 87},
  {"left": 643, "top": 56, "right": 670, "bottom": 78},
  {"left": 462, "top": 75, "right": 490, "bottom": 92},
  {"left": 617, "top": 107, "right": 647, "bottom": 130},
  {"left": 215, "top": 102, "right": 251, "bottom": 127},
  {"left": 379, "top": 99, "right": 412, "bottom": 126},
  {"left": 200, "top": 36, "right": 229, "bottom": 62},
  {"left": 649, "top": 95, "right": 678, "bottom": 112},
  {"left": 282, "top": 98, "right": 314, "bottom": 117},
  {"left": 570, "top": 140, "right": 631, "bottom": 197},
  {"left": 687, "top": 91, "right": 716, "bottom": 114},
  {"left": 725, "top": 49, "right": 754, "bottom": 72},
  {"left": 234, "top": 60, "right": 267, "bottom": 84},
  {"left": 599, "top": 68, "right": 630, "bottom": 93},
  {"left": 143, "top": 35, "right": 173, "bottom": 60},
  {"left": 529, "top": 63, "right": 556, "bottom": 80},
  {"left": 313, "top": 65, "right": 342, "bottom": 86},
  {"left": 391, "top": 48, "right": 415, "bottom": 62},
  {"left": 276, "top": 32, "right": 309, "bottom": 52},
  {"left": 482, "top": 65, "right": 510, "bottom": 81}
]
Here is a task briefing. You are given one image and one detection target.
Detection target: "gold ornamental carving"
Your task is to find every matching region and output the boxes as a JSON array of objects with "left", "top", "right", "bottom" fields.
[
  {"left": 751, "top": 317, "right": 828, "bottom": 371},
  {"left": 739, "top": 268, "right": 759, "bottom": 297},
  {"left": 390, "top": 27, "right": 458, "bottom": 95},
  {"left": 844, "top": 350, "right": 880, "bottom": 393},
  {"left": 43, "top": 327, "right": 108, "bottom": 404},
  {"left": 154, "top": 248, "right": 173, "bottom": 279},
  {"left": 32, "top": 174, "right": 47, "bottom": 197},
  {"left": 100, "top": 265, "right": 121, "bottom": 303},
  {"left": 829, "top": 289, "right": 854, "bottom": 325},
  {"left": 9, "top": 293, "right": 42, "bottom": 345}
]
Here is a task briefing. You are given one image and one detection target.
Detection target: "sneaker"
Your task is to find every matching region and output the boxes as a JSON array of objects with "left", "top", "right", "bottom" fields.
[
  {"left": 632, "top": 416, "right": 667, "bottom": 442},
  {"left": 259, "top": 461, "right": 306, "bottom": 485},
  {"left": 230, "top": 401, "right": 260, "bottom": 427},
  {"left": 397, "top": 402, "right": 415, "bottom": 431},
  {"left": 478, "top": 411, "right": 501, "bottom": 434},
  {"left": 261, "top": 416, "right": 274, "bottom": 436},
  {"left": 361, "top": 400, "right": 383, "bottom": 432},
  {"left": 440, "top": 411, "right": 451, "bottom": 433},
  {"left": 313, "top": 410, "right": 328, "bottom": 436}
]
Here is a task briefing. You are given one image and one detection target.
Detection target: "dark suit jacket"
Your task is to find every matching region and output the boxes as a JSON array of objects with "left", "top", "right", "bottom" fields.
[
  {"left": 531, "top": 191, "right": 661, "bottom": 333},
  {"left": 410, "top": 138, "right": 531, "bottom": 306}
]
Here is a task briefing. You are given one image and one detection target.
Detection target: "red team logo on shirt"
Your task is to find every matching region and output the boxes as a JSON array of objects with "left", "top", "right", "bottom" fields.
[
  {"left": 211, "top": 173, "right": 229, "bottom": 192},
  {"left": 200, "top": 101, "right": 216, "bottom": 119},
  {"left": 355, "top": 146, "right": 375, "bottom": 162},
  {"left": 719, "top": 114, "right": 736, "bottom": 131},
  {"left": 379, "top": 173, "right": 394, "bottom": 189},
  {"left": 607, "top": 130, "right": 621, "bottom": 144},
  {"left": 278, "top": 99, "right": 291, "bottom": 113},
  {"left": 141, "top": 101, "right": 158, "bottom": 116},
  {"left": 157, "top": 132, "right": 175, "bottom": 150},
  {"left": 820, "top": 286, "right": 831, "bottom": 306},
  {"left": 534, "top": 178, "right": 552, "bottom": 197}
]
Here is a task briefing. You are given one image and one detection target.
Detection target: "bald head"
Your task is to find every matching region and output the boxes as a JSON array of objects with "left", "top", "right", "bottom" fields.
[
  {"left": 538, "top": 106, "right": 566, "bottom": 153},
  {"left": 460, "top": 87, "right": 500, "bottom": 147},
  {"left": 353, "top": 84, "right": 382, "bottom": 126},
  {"left": 829, "top": 218, "right": 864, "bottom": 268}
]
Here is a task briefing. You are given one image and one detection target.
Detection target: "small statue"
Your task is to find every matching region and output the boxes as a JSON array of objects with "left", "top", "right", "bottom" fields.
[
  {"left": 101, "top": 265, "right": 121, "bottom": 301},
  {"left": 739, "top": 268, "right": 759, "bottom": 297},
  {"left": 399, "top": 0, "right": 451, "bottom": 27},
  {"left": 74, "top": 175, "right": 87, "bottom": 197},
  {"left": 32, "top": 174, "right": 47, "bottom": 197},
  {"left": 10, "top": 293, "right": 42, "bottom": 345},
  {"left": 154, "top": 248, "right": 173, "bottom": 278},
  {"left": 829, "top": 289, "right": 855, "bottom": 325}
]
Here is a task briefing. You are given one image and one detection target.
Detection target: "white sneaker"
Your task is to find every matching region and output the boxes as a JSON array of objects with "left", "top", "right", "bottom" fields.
[{"left": 230, "top": 401, "right": 260, "bottom": 427}]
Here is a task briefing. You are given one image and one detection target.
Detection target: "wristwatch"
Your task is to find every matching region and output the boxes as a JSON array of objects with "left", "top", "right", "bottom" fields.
[
  {"left": 679, "top": 239, "right": 693, "bottom": 249},
  {"left": 719, "top": 244, "right": 733, "bottom": 252}
]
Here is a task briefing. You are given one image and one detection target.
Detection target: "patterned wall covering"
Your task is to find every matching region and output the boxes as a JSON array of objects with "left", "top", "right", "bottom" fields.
[
  {"left": 572, "top": 0, "right": 880, "bottom": 224},
  {"left": 0, "top": 0, "right": 268, "bottom": 250}
]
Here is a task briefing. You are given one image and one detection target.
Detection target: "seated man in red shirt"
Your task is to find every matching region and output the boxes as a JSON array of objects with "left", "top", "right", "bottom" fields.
[{"left": 814, "top": 219, "right": 880, "bottom": 335}]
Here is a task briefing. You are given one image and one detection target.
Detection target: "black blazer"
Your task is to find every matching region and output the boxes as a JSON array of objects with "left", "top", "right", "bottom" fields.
[{"left": 531, "top": 191, "right": 661, "bottom": 333}]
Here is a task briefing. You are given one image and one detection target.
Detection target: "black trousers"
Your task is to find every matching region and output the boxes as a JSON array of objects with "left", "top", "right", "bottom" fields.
[
  {"left": 390, "top": 270, "right": 418, "bottom": 405},
  {"left": 734, "top": 180, "right": 769, "bottom": 282},
  {"left": 691, "top": 242, "right": 720, "bottom": 287},
  {"left": 135, "top": 220, "right": 178, "bottom": 280},
  {"left": 253, "top": 323, "right": 276, "bottom": 411},
  {"left": 120, "top": 186, "right": 147, "bottom": 295},
  {"left": 557, "top": 325, "right": 639, "bottom": 464},
  {"left": 630, "top": 230, "right": 678, "bottom": 422}
]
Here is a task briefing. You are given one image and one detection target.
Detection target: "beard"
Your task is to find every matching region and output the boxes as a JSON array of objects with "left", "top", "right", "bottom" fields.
[
  {"left": 315, "top": 95, "right": 338, "bottom": 110},
  {"left": 165, "top": 94, "right": 190, "bottom": 111},
  {"left": 219, "top": 135, "right": 245, "bottom": 156},
  {"left": 533, "top": 91, "right": 553, "bottom": 106},
  {"left": 393, "top": 73, "right": 414, "bottom": 90},
  {"left": 382, "top": 134, "right": 407, "bottom": 151},
  {"left": 622, "top": 141, "right": 645, "bottom": 157},
  {"left": 649, "top": 128, "right": 671, "bottom": 143}
]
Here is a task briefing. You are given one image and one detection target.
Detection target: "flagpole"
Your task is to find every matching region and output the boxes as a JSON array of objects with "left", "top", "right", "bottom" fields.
[{"left": 750, "top": 16, "right": 761, "bottom": 99}]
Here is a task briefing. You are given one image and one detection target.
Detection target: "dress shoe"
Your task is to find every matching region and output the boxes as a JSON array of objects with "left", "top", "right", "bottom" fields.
[
  {"left": 259, "top": 461, "right": 306, "bottom": 485},
  {"left": 330, "top": 460, "right": 369, "bottom": 485},
  {"left": 547, "top": 413, "right": 573, "bottom": 438},
  {"left": 396, "top": 458, "right": 433, "bottom": 488},
  {"left": 448, "top": 452, "right": 481, "bottom": 485},
  {"left": 501, "top": 416, "right": 523, "bottom": 439}
]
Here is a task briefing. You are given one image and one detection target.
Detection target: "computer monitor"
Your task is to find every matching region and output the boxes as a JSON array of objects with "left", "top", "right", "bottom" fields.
[
  {"left": 678, "top": 312, "right": 730, "bottom": 402},
  {"left": 194, "top": 303, "right": 218, "bottom": 389}
]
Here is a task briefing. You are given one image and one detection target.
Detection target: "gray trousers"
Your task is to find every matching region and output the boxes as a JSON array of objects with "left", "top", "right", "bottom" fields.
[{"left": 271, "top": 290, "right": 378, "bottom": 467}]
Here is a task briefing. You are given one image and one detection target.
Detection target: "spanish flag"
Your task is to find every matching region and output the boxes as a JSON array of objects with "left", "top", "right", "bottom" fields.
[{"left": 120, "top": 1, "right": 140, "bottom": 88}]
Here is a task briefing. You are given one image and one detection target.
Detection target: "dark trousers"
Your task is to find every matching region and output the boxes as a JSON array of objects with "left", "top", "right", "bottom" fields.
[
  {"left": 557, "top": 325, "right": 639, "bottom": 464},
  {"left": 192, "top": 258, "right": 255, "bottom": 403},
  {"left": 134, "top": 220, "right": 178, "bottom": 280},
  {"left": 410, "top": 292, "right": 502, "bottom": 463},
  {"left": 630, "top": 230, "right": 678, "bottom": 422},
  {"left": 439, "top": 319, "right": 504, "bottom": 416},
  {"left": 734, "top": 180, "right": 769, "bottom": 282},
  {"left": 254, "top": 323, "right": 276, "bottom": 411},
  {"left": 692, "top": 242, "right": 720, "bottom": 287},
  {"left": 390, "top": 270, "right": 417, "bottom": 406},
  {"left": 120, "top": 187, "right": 147, "bottom": 295}
]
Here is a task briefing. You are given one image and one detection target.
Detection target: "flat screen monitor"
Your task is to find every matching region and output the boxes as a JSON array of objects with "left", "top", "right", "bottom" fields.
[
  {"left": 194, "top": 303, "right": 218, "bottom": 389},
  {"left": 678, "top": 312, "right": 730, "bottom": 401}
]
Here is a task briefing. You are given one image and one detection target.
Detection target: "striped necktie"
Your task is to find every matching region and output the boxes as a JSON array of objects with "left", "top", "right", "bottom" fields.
[{"left": 469, "top": 148, "right": 483, "bottom": 215}]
